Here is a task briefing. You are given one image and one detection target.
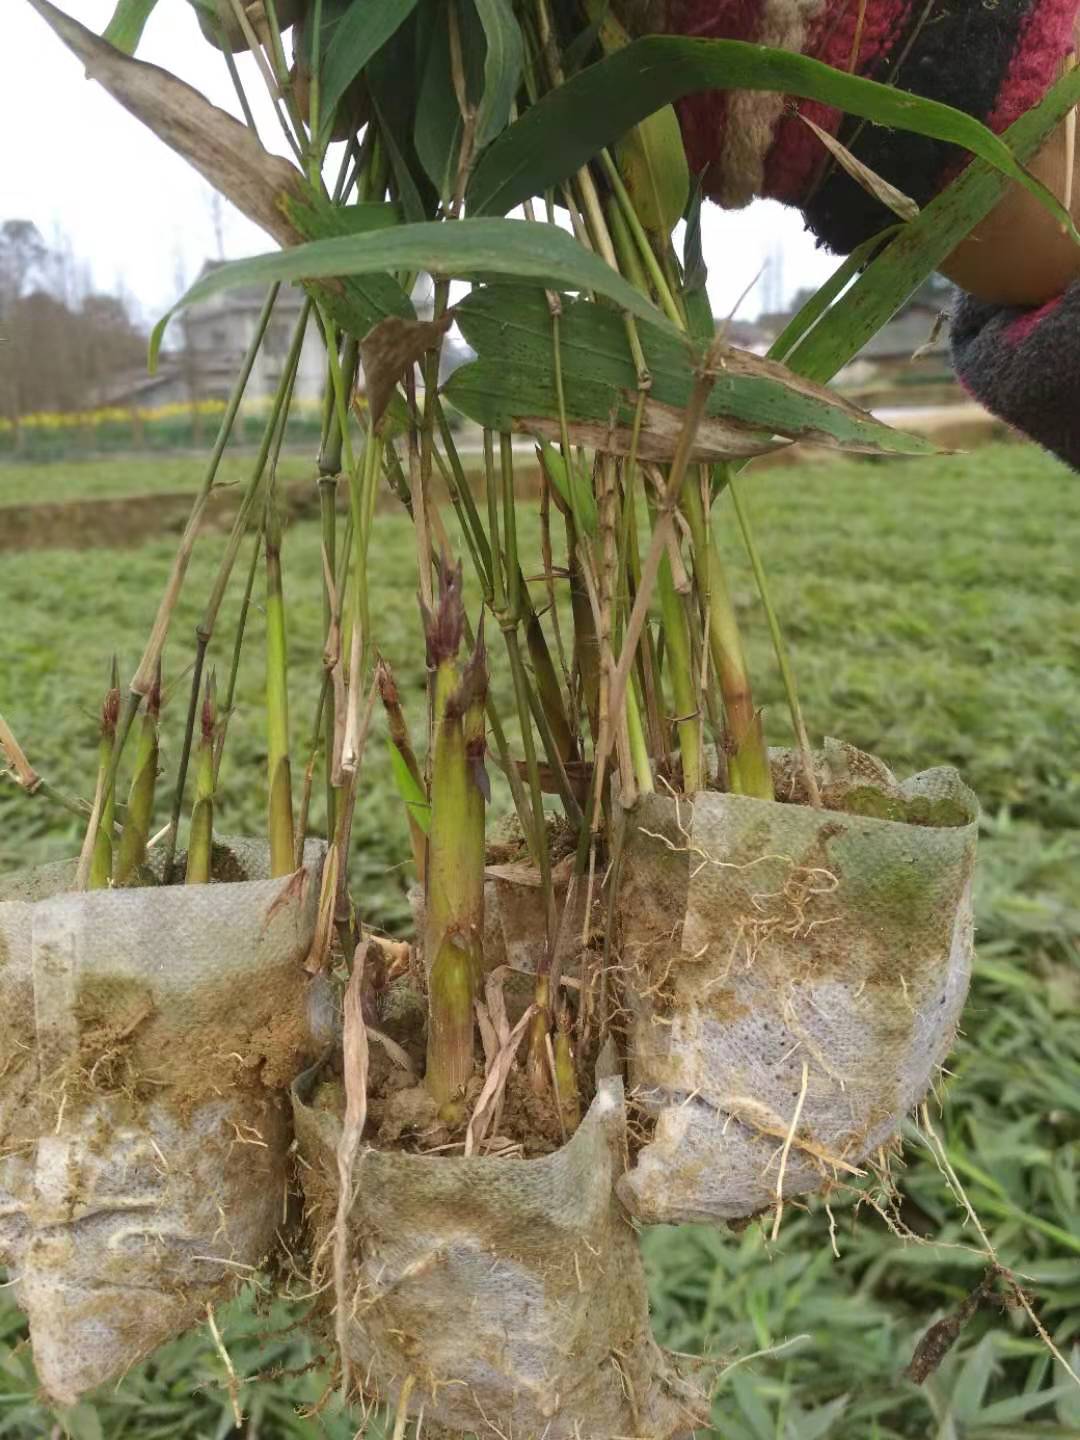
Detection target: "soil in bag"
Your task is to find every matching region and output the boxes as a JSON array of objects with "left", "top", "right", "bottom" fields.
[{"left": 0, "top": 838, "right": 326, "bottom": 1404}]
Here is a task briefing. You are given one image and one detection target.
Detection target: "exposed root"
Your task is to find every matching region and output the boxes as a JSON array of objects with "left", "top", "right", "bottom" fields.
[
  {"left": 391, "top": 1374, "right": 417, "bottom": 1440},
  {"left": 333, "top": 949, "right": 371, "bottom": 1400},
  {"left": 205, "top": 1302, "right": 244, "bottom": 1427},
  {"left": 771, "top": 1061, "right": 809, "bottom": 1240}
]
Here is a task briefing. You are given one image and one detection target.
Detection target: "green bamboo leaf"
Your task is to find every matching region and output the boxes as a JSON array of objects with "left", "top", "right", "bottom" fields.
[
  {"left": 471, "top": 0, "right": 524, "bottom": 148},
  {"left": 680, "top": 182, "right": 713, "bottom": 343},
  {"left": 319, "top": 0, "right": 421, "bottom": 128},
  {"left": 767, "top": 226, "right": 901, "bottom": 364},
  {"left": 387, "top": 737, "right": 431, "bottom": 835},
  {"left": 536, "top": 440, "right": 598, "bottom": 538},
  {"left": 467, "top": 35, "right": 1079, "bottom": 241},
  {"left": 102, "top": 0, "right": 157, "bottom": 53},
  {"left": 446, "top": 284, "right": 936, "bottom": 457},
  {"left": 151, "top": 218, "right": 677, "bottom": 364},
  {"left": 414, "top": 7, "right": 483, "bottom": 201},
  {"left": 367, "top": 13, "right": 440, "bottom": 222},
  {"left": 312, "top": 200, "right": 403, "bottom": 235}
]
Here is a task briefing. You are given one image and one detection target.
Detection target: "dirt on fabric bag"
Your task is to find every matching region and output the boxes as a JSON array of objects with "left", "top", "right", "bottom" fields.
[
  {"left": 0, "top": 839, "right": 326, "bottom": 1404},
  {"left": 616, "top": 744, "right": 978, "bottom": 1226},
  {"left": 292, "top": 1065, "right": 710, "bottom": 1439}
]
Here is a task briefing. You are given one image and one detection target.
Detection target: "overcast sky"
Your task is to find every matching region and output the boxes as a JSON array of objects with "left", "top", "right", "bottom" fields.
[{"left": 7, "top": 0, "right": 839, "bottom": 326}]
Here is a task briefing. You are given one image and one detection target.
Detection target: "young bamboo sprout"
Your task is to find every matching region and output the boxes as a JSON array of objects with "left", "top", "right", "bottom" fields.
[
  {"left": 114, "top": 668, "right": 162, "bottom": 886},
  {"left": 423, "top": 563, "right": 488, "bottom": 1116},
  {"left": 265, "top": 501, "right": 296, "bottom": 876},
  {"left": 185, "top": 671, "right": 217, "bottom": 885},
  {"left": 680, "top": 480, "right": 773, "bottom": 800},
  {"left": 376, "top": 656, "right": 428, "bottom": 882},
  {"left": 553, "top": 1003, "right": 581, "bottom": 1135},
  {"left": 88, "top": 657, "right": 121, "bottom": 891}
]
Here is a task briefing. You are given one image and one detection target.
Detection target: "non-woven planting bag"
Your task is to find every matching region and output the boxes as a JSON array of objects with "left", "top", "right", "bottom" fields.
[
  {"left": 0, "top": 839, "right": 326, "bottom": 1405},
  {"left": 616, "top": 744, "right": 978, "bottom": 1226},
  {"left": 293, "top": 1069, "right": 709, "bottom": 1439}
]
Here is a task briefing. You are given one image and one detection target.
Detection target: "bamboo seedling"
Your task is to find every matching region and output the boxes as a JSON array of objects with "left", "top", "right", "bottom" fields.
[
  {"left": 185, "top": 672, "right": 217, "bottom": 885},
  {"left": 88, "top": 657, "right": 121, "bottom": 891},
  {"left": 423, "top": 563, "right": 488, "bottom": 1115},
  {"left": 113, "top": 666, "right": 162, "bottom": 887},
  {"left": 553, "top": 1003, "right": 581, "bottom": 1135}
]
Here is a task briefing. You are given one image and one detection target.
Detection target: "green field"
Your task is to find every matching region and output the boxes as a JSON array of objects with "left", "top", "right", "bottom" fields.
[
  {"left": 0, "top": 451, "right": 315, "bottom": 507},
  {"left": 1, "top": 444, "right": 1078, "bottom": 1437}
]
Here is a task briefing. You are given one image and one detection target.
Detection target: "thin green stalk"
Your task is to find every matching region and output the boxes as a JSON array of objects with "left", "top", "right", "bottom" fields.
[
  {"left": 498, "top": 434, "right": 560, "bottom": 1094},
  {"left": 600, "top": 338, "right": 725, "bottom": 794},
  {"left": 538, "top": 457, "right": 572, "bottom": 697},
  {"left": 435, "top": 411, "right": 577, "bottom": 793},
  {"left": 599, "top": 149, "right": 684, "bottom": 327},
  {"left": 306, "top": 0, "right": 323, "bottom": 171},
  {"left": 186, "top": 672, "right": 217, "bottom": 885},
  {"left": 114, "top": 671, "right": 162, "bottom": 887},
  {"left": 88, "top": 658, "right": 120, "bottom": 891},
  {"left": 265, "top": 499, "right": 295, "bottom": 876},
  {"left": 625, "top": 676, "right": 653, "bottom": 796},
  {"left": 214, "top": 527, "right": 262, "bottom": 781},
  {"left": 294, "top": 670, "right": 331, "bottom": 870},
  {"left": 196, "top": 302, "right": 312, "bottom": 648},
  {"left": 317, "top": 334, "right": 358, "bottom": 835},
  {"left": 656, "top": 547, "right": 702, "bottom": 793},
  {"left": 319, "top": 475, "right": 338, "bottom": 834},
  {"left": 385, "top": 436, "right": 537, "bottom": 842},
  {"left": 728, "top": 473, "right": 821, "bottom": 806},
  {"left": 680, "top": 478, "right": 772, "bottom": 799},
  {"left": 0, "top": 713, "right": 101, "bottom": 832},
  {"left": 376, "top": 657, "right": 427, "bottom": 882}
]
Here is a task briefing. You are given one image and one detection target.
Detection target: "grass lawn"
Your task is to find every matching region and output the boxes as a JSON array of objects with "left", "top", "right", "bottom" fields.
[
  {"left": 0, "top": 451, "right": 318, "bottom": 508},
  {"left": 0, "top": 443, "right": 1077, "bottom": 1437}
]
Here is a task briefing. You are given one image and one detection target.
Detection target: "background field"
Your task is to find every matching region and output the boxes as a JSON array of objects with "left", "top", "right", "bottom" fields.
[{"left": 1, "top": 444, "right": 1078, "bottom": 1437}]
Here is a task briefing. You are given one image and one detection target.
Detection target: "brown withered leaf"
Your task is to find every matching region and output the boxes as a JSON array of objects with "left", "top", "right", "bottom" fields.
[
  {"left": 333, "top": 947, "right": 371, "bottom": 1396},
  {"left": 905, "top": 1268, "right": 1001, "bottom": 1384},
  {"left": 360, "top": 313, "right": 454, "bottom": 431},
  {"left": 801, "top": 114, "right": 920, "bottom": 223},
  {"left": 521, "top": 398, "right": 789, "bottom": 464},
  {"left": 27, "top": 0, "right": 307, "bottom": 246}
]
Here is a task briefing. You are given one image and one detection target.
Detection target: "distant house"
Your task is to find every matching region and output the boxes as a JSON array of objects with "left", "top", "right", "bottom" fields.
[
  {"left": 178, "top": 264, "right": 328, "bottom": 406},
  {"left": 107, "top": 263, "right": 473, "bottom": 412},
  {"left": 95, "top": 365, "right": 191, "bottom": 410},
  {"left": 752, "top": 281, "right": 957, "bottom": 398},
  {"left": 833, "top": 299, "right": 954, "bottom": 393}
]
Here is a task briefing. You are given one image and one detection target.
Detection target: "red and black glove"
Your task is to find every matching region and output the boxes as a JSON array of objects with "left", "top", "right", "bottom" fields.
[{"left": 645, "top": 1, "right": 1080, "bottom": 468}]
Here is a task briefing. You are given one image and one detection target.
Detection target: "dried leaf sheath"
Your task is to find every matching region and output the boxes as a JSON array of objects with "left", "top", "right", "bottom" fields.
[{"left": 113, "top": 673, "right": 161, "bottom": 886}]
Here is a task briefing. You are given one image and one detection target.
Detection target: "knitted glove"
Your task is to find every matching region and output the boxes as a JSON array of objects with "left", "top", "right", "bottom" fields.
[
  {"left": 952, "top": 283, "right": 1080, "bottom": 469},
  {"left": 633, "top": 2, "right": 1080, "bottom": 469},
  {"left": 650, "top": 1, "right": 1077, "bottom": 244}
]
